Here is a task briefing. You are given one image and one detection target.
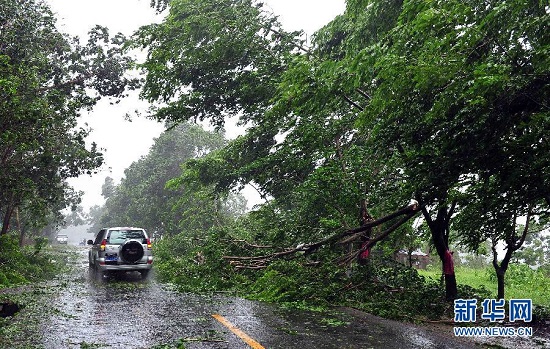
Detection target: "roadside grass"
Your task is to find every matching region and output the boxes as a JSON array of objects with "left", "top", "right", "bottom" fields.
[{"left": 418, "top": 264, "right": 550, "bottom": 306}]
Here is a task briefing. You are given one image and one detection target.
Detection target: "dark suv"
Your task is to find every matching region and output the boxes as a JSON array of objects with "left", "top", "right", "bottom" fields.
[{"left": 88, "top": 227, "right": 153, "bottom": 278}]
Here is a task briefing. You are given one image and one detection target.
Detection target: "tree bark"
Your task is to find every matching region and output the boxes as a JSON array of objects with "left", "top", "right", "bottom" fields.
[
  {"left": 15, "top": 207, "right": 25, "bottom": 247},
  {"left": 445, "top": 274, "right": 458, "bottom": 300},
  {"left": 496, "top": 269, "right": 506, "bottom": 300},
  {"left": 1, "top": 205, "right": 14, "bottom": 236},
  {"left": 422, "top": 203, "right": 458, "bottom": 301},
  {"left": 492, "top": 246, "right": 511, "bottom": 300},
  {"left": 18, "top": 229, "right": 25, "bottom": 247},
  {"left": 492, "top": 209, "right": 531, "bottom": 300}
]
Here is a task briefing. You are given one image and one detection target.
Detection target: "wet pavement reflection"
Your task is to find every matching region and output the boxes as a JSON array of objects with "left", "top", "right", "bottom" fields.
[{"left": 27, "top": 248, "right": 538, "bottom": 348}]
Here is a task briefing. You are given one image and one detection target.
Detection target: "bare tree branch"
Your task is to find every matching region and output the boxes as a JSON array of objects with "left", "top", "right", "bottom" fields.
[
  {"left": 345, "top": 202, "right": 419, "bottom": 235},
  {"left": 356, "top": 88, "right": 371, "bottom": 100},
  {"left": 341, "top": 94, "right": 364, "bottom": 111}
]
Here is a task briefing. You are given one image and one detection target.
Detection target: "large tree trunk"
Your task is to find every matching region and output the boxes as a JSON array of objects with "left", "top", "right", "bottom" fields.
[
  {"left": 496, "top": 269, "right": 506, "bottom": 300},
  {"left": 491, "top": 209, "right": 531, "bottom": 300},
  {"left": 1, "top": 205, "right": 14, "bottom": 236},
  {"left": 16, "top": 208, "right": 26, "bottom": 247},
  {"left": 493, "top": 254, "right": 510, "bottom": 300},
  {"left": 1, "top": 193, "right": 16, "bottom": 237},
  {"left": 422, "top": 204, "right": 458, "bottom": 301},
  {"left": 493, "top": 241, "right": 513, "bottom": 300}
]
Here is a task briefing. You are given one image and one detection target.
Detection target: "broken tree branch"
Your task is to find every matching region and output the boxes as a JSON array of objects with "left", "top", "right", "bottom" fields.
[
  {"left": 345, "top": 201, "right": 419, "bottom": 236},
  {"left": 338, "top": 210, "right": 418, "bottom": 266},
  {"left": 341, "top": 94, "right": 364, "bottom": 111},
  {"left": 223, "top": 201, "right": 421, "bottom": 269},
  {"left": 356, "top": 88, "right": 371, "bottom": 100}
]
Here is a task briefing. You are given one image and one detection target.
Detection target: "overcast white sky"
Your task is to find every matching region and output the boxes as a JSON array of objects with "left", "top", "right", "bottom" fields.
[{"left": 46, "top": 0, "right": 346, "bottom": 210}]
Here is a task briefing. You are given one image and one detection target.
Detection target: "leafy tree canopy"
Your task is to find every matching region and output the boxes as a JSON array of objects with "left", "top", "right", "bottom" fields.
[
  {"left": 134, "top": 0, "right": 549, "bottom": 299},
  {"left": 131, "top": 0, "right": 302, "bottom": 128},
  {"left": 0, "top": 0, "right": 139, "bottom": 236},
  {"left": 95, "top": 122, "right": 245, "bottom": 236}
]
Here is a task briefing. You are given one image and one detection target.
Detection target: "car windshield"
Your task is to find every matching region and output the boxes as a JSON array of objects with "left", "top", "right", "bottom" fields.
[{"left": 107, "top": 230, "right": 146, "bottom": 244}]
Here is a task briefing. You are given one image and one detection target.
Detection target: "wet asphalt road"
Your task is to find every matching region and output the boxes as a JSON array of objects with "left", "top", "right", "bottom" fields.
[{"left": 3, "top": 247, "right": 540, "bottom": 348}]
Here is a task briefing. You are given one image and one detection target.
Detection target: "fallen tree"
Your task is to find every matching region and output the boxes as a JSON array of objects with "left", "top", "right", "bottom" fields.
[{"left": 223, "top": 201, "right": 421, "bottom": 270}]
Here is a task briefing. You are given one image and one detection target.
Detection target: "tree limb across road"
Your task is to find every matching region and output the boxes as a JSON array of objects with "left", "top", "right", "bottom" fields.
[{"left": 223, "top": 201, "right": 421, "bottom": 270}]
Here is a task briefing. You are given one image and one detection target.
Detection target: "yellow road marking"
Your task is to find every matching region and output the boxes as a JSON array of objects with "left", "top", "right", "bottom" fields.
[{"left": 212, "top": 313, "right": 265, "bottom": 349}]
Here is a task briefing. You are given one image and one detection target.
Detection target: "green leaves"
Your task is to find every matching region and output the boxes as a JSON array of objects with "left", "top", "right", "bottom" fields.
[
  {"left": 96, "top": 123, "right": 234, "bottom": 235},
  {"left": 365, "top": 0, "right": 550, "bottom": 262},
  {"left": 0, "top": 0, "right": 142, "bottom": 235},
  {"left": 129, "top": 0, "right": 550, "bottom": 303},
  {"left": 132, "top": 0, "right": 301, "bottom": 128}
]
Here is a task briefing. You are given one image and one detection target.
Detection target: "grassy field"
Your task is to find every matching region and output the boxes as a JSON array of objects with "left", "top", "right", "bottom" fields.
[{"left": 418, "top": 264, "right": 550, "bottom": 306}]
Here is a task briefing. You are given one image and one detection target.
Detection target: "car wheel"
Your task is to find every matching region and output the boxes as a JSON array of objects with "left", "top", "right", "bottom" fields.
[
  {"left": 119, "top": 240, "right": 144, "bottom": 264},
  {"left": 140, "top": 270, "right": 150, "bottom": 279},
  {"left": 89, "top": 263, "right": 104, "bottom": 281}
]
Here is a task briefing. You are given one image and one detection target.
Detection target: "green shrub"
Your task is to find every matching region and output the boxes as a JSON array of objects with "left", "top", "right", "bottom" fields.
[
  {"left": 0, "top": 272, "right": 8, "bottom": 286},
  {"left": 0, "top": 234, "right": 58, "bottom": 288},
  {"left": 248, "top": 260, "right": 342, "bottom": 307},
  {"left": 154, "top": 226, "right": 252, "bottom": 293},
  {"left": 156, "top": 228, "right": 531, "bottom": 322}
]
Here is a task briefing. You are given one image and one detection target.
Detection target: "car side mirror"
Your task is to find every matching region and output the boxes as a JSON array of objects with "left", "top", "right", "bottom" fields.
[{"left": 87, "top": 240, "right": 94, "bottom": 245}]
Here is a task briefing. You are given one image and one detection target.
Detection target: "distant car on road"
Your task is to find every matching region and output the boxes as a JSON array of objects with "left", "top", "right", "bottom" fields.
[
  {"left": 88, "top": 227, "right": 153, "bottom": 278},
  {"left": 56, "top": 234, "right": 68, "bottom": 244}
]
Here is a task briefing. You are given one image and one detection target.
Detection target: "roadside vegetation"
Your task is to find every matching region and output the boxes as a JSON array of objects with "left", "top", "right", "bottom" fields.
[
  {"left": 420, "top": 264, "right": 550, "bottom": 307},
  {"left": 0, "top": 235, "right": 60, "bottom": 288},
  {"left": 2, "top": 0, "right": 549, "bottom": 335},
  {"left": 0, "top": 233, "right": 70, "bottom": 342},
  {"left": 90, "top": 0, "right": 550, "bottom": 326},
  {"left": 152, "top": 227, "right": 550, "bottom": 322},
  {"left": 0, "top": 0, "right": 137, "bottom": 246}
]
